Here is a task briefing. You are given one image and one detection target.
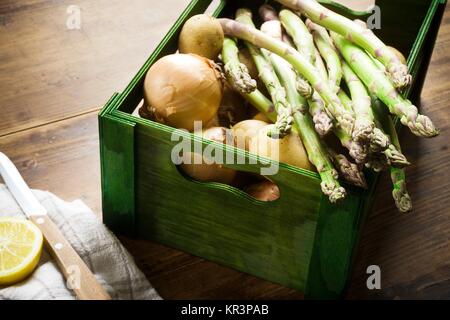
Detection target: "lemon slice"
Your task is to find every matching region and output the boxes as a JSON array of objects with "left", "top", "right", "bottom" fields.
[{"left": 0, "top": 217, "right": 43, "bottom": 285}]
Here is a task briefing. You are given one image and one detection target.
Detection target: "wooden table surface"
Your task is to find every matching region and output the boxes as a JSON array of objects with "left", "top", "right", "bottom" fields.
[{"left": 1, "top": 0, "right": 449, "bottom": 299}]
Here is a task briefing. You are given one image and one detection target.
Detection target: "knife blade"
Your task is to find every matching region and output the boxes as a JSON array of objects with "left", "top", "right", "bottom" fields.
[
  {"left": 0, "top": 152, "right": 47, "bottom": 217},
  {"left": 0, "top": 152, "right": 111, "bottom": 300}
]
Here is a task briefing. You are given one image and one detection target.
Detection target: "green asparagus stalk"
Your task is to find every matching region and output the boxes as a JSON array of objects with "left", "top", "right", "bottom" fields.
[
  {"left": 341, "top": 60, "right": 375, "bottom": 142},
  {"left": 313, "top": 46, "right": 328, "bottom": 79},
  {"left": 221, "top": 36, "right": 277, "bottom": 123},
  {"left": 372, "top": 98, "right": 412, "bottom": 212},
  {"left": 222, "top": 37, "right": 257, "bottom": 94},
  {"left": 219, "top": 15, "right": 355, "bottom": 136},
  {"left": 257, "top": 9, "right": 314, "bottom": 99},
  {"left": 274, "top": 0, "right": 411, "bottom": 89},
  {"left": 234, "top": 10, "right": 293, "bottom": 139},
  {"left": 390, "top": 166, "right": 413, "bottom": 213},
  {"left": 335, "top": 91, "right": 368, "bottom": 164},
  {"left": 279, "top": 9, "right": 315, "bottom": 66},
  {"left": 244, "top": 89, "right": 277, "bottom": 123},
  {"left": 306, "top": 19, "right": 342, "bottom": 93},
  {"left": 336, "top": 89, "right": 354, "bottom": 114},
  {"left": 308, "top": 48, "right": 334, "bottom": 136},
  {"left": 260, "top": 22, "right": 346, "bottom": 202},
  {"left": 258, "top": 19, "right": 313, "bottom": 99},
  {"left": 331, "top": 31, "right": 439, "bottom": 138},
  {"left": 278, "top": 9, "right": 334, "bottom": 136}
]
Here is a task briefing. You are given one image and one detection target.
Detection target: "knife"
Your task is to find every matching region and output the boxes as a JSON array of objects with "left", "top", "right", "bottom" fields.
[{"left": 0, "top": 152, "right": 111, "bottom": 300}]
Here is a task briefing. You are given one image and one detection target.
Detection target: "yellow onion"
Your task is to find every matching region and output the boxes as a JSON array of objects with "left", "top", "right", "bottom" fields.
[
  {"left": 244, "top": 180, "right": 280, "bottom": 202},
  {"left": 249, "top": 124, "right": 314, "bottom": 171},
  {"left": 179, "top": 127, "right": 236, "bottom": 184},
  {"left": 143, "top": 53, "right": 223, "bottom": 131},
  {"left": 232, "top": 119, "right": 268, "bottom": 151}
]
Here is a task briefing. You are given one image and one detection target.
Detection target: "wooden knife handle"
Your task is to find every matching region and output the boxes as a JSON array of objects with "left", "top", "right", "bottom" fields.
[{"left": 30, "top": 215, "right": 112, "bottom": 300}]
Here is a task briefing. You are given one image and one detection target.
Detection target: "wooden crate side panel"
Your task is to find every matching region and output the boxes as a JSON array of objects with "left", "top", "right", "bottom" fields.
[
  {"left": 99, "top": 114, "right": 136, "bottom": 235},
  {"left": 134, "top": 121, "right": 323, "bottom": 291},
  {"left": 305, "top": 190, "right": 367, "bottom": 299}
]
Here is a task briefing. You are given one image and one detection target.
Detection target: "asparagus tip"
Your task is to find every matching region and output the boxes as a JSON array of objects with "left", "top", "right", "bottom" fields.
[
  {"left": 224, "top": 62, "right": 257, "bottom": 94},
  {"left": 349, "top": 141, "right": 368, "bottom": 164},
  {"left": 401, "top": 114, "right": 440, "bottom": 138},
  {"left": 333, "top": 154, "right": 368, "bottom": 189},
  {"left": 321, "top": 182, "right": 347, "bottom": 203},
  {"left": 369, "top": 127, "right": 390, "bottom": 153},
  {"left": 353, "top": 119, "right": 375, "bottom": 143},
  {"left": 384, "top": 145, "right": 410, "bottom": 168},
  {"left": 389, "top": 64, "right": 412, "bottom": 89},
  {"left": 296, "top": 78, "right": 314, "bottom": 99},
  {"left": 313, "top": 113, "right": 333, "bottom": 136},
  {"left": 392, "top": 180, "right": 413, "bottom": 213}
]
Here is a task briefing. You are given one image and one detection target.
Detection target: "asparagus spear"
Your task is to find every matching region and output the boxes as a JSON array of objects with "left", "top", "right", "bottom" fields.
[
  {"left": 278, "top": 9, "right": 334, "bottom": 136},
  {"left": 258, "top": 10, "right": 313, "bottom": 99},
  {"left": 221, "top": 36, "right": 277, "bottom": 122},
  {"left": 335, "top": 91, "right": 368, "bottom": 164},
  {"left": 274, "top": 0, "right": 411, "bottom": 89},
  {"left": 222, "top": 37, "right": 257, "bottom": 94},
  {"left": 330, "top": 31, "right": 438, "bottom": 138},
  {"left": 234, "top": 11, "right": 293, "bottom": 139},
  {"left": 327, "top": 148, "right": 367, "bottom": 189},
  {"left": 219, "top": 15, "right": 355, "bottom": 136},
  {"left": 373, "top": 101, "right": 412, "bottom": 211},
  {"left": 260, "top": 21, "right": 347, "bottom": 202},
  {"left": 340, "top": 60, "right": 375, "bottom": 142},
  {"left": 244, "top": 89, "right": 277, "bottom": 123},
  {"left": 279, "top": 9, "right": 315, "bottom": 66},
  {"left": 336, "top": 89, "right": 354, "bottom": 114},
  {"left": 390, "top": 166, "right": 413, "bottom": 213},
  {"left": 372, "top": 98, "right": 413, "bottom": 212},
  {"left": 306, "top": 20, "right": 342, "bottom": 94}
]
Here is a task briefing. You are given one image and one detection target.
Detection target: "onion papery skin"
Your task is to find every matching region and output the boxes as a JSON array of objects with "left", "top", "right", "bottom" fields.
[{"left": 144, "top": 53, "right": 223, "bottom": 131}]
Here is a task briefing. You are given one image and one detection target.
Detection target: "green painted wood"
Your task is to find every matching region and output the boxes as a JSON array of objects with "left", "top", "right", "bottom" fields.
[
  {"left": 99, "top": 0, "right": 445, "bottom": 298},
  {"left": 133, "top": 119, "right": 323, "bottom": 291},
  {"left": 99, "top": 108, "right": 136, "bottom": 235}
]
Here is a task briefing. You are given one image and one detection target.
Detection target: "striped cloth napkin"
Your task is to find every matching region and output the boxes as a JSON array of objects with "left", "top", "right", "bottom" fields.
[{"left": 0, "top": 184, "right": 161, "bottom": 300}]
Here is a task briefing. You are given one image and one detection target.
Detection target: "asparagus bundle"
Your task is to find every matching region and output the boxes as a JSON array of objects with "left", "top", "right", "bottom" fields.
[
  {"left": 260, "top": 19, "right": 349, "bottom": 202},
  {"left": 214, "top": 4, "right": 435, "bottom": 209},
  {"left": 331, "top": 32, "right": 439, "bottom": 138},
  {"left": 274, "top": 0, "right": 412, "bottom": 89},
  {"left": 218, "top": 17, "right": 355, "bottom": 136}
]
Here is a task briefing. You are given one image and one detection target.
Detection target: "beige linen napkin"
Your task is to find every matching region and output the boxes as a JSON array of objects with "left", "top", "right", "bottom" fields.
[{"left": 0, "top": 184, "right": 161, "bottom": 300}]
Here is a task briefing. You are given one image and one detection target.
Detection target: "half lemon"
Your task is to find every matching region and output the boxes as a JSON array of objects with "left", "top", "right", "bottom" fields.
[{"left": 0, "top": 217, "right": 43, "bottom": 285}]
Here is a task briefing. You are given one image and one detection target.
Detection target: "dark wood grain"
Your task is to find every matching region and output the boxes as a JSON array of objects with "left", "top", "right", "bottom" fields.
[
  {"left": 0, "top": 0, "right": 449, "bottom": 300},
  {"left": 0, "top": 0, "right": 191, "bottom": 136},
  {"left": 0, "top": 112, "right": 102, "bottom": 214}
]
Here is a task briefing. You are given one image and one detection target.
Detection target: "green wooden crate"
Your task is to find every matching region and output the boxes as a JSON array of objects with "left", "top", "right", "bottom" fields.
[{"left": 99, "top": 0, "right": 446, "bottom": 299}]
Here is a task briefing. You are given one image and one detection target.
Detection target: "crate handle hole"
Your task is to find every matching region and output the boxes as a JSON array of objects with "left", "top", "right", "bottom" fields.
[{"left": 175, "top": 161, "right": 281, "bottom": 204}]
